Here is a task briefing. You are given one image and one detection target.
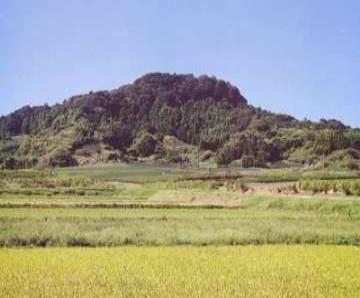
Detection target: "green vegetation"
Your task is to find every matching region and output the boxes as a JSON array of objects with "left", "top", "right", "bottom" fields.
[
  {"left": 0, "top": 167, "right": 358, "bottom": 209},
  {"left": 1, "top": 194, "right": 360, "bottom": 247},
  {"left": 0, "top": 167, "right": 359, "bottom": 247},
  {"left": 1, "top": 246, "right": 359, "bottom": 297},
  {"left": 1, "top": 74, "right": 359, "bottom": 296},
  {"left": 256, "top": 168, "right": 360, "bottom": 183},
  {"left": 58, "top": 165, "right": 360, "bottom": 184},
  {"left": 0, "top": 73, "right": 359, "bottom": 169},
  {"left": 0, "top": 165, "right": 359, "bottom": 296},
  {"left": 297, "top": 179, "right": 360, "bottom": 196},
  {"left": 56, "top": 164, "right": 199, "bottom": 183}
]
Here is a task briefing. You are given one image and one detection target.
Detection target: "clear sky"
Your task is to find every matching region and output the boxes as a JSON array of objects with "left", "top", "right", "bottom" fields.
[{"left": 1, "top": 0, "right": 359, "bottom": 127}]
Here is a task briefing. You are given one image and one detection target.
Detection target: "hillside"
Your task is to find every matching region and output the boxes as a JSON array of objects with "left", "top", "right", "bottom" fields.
[{"left": 0, "top": 73, "right": 359, "bottom": 169}]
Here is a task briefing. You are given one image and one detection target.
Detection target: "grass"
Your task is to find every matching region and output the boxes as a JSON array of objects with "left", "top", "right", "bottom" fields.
[
  {"left": 0, "top": 188, "right": 245, "bottom": 208},
  {"left": 1, "top": 166, "right": 360, "bottom": 296},
  {"left": 1, "top": 166, "right": 359, "bottom": 246},
  {"left": 56, "top": 164, "right": 360, "bottom": 183},
  {"left": 1, "top": 195, "right": 360, "bottom": 247},
  {"left": 2, "top": 165, "right": 360, "bottom": 297},
  {"left": 0, "top": 246, "right": 359, "bottom": 297},
  {"left": 299, "top": 179, "right": 360, "bottom": 196},
  {"left": 276, "top": 179, "right": 360, "bottom": 196},
  {"left": 55, "top": 164, "right": 200, "bottom": 183},
  {"left": 256, "top": 168, "right": 360, "bottom": 183},
  {"left": 1, "top": 167, "right": 358, "bottom": 208},
  {"left": 1, "top": 166, "right": 358, "bottom": 209}
]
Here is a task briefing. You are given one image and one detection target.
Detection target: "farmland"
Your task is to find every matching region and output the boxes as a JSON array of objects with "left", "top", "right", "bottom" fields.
[
  {"left": 1, "top": 196, "right": 360, "bottom": 247},
  {"left": 1, "top": 165, "right": 360, "bottom": 296},
  {"left": 1, "top": 246, "right": 359, "bottom": 297}
]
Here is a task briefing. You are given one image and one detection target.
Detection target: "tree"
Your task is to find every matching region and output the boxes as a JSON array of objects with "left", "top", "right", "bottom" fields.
[
  {"left": 129, "top": 133, "right": 159, "bottom": 157},
  {"left": 101, "top": 122, "right": 132, "bottom": 150},
  {"left": 315, "top": 129, "right": 341, "bottom": 170}
]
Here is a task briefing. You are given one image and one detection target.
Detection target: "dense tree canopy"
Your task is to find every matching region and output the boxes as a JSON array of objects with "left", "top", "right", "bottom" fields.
[{"left": 0, "top": 73, "right": 358, "bottom": 169}]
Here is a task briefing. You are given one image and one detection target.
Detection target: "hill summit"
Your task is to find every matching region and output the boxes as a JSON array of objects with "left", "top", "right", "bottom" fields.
[{"left": 0, "top": 73, "right": 359, "bottom": 169}]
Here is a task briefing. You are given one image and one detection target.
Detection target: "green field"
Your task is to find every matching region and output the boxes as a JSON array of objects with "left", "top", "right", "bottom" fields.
[
  {"left": 56, "top": 165, "right": 359, "bottom": 183},
  {"left": 0, "top": 166, "right": 359, "bottom": 210},
  {"left": 56, "top": 164, "right": 202, "bottom": 183},
  {"left": 1, "top": 195, "right": 360, "bottom": 247},
  {"left": 1, "top": 246, "right": 359, "bottom": 297}
]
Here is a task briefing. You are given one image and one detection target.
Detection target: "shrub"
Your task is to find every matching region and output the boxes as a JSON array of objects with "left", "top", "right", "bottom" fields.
[
  {"left": 341, "top": 183, "right": 352, "bottom": 196},
  {"left": 130, "top": 133, "right": 159, "bottom": 157},
  {"left": 208, "top": 181, "right": 223, "bottom": 190},
  {"left": 352, "top": 182, "right": 360, "bottom": 196},
  {"left": 300, "top": 180, "right": 311, "bottom": 191},
  {"left": 107, "top": 152, "right": 122, "bottom": 161},
  {"left": 322, "top": 182, "right": 331, "bottom": 194},
  {"left": 42, "top": 150, "right": 78, "bottom": 168},
  {"left": 312, "top": 185, "right": 320, "bottom": 195},
  {"left": 332, "top": 183, "right": 338, "bottom": 193},
  {"left": 200, "top": 150, "right": 214, "bottom": 162},
  {"left": 291, "top": 183, "right": 298, "bottom": 194},
  {"left": 76, "top": 148, "right": 93, "bottom": 157},
  {"left": 346, "top": 161, "right": 359, "bottom": 171}
]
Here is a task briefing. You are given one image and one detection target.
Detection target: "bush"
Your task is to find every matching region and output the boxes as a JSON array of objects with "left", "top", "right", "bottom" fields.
[
  {"left": 208, "top": 181, "right": 223, "bottom": 190},
  {"left": 346, "top": 161, "right": 359, "bottom": 171},
  {"left": 291, "top": 183, "right": 298, "bottom": 194},
  {"left": 106, "top": 152, "right": 123, "bottom": 161},
  {"left": 341, "top": 183, "right": 352, "bottom": 196},
  {"left": 42, "top": 150, "right": 78, "bottom": 168},
  {"left": 76, "top": 148, "right": 93, "bottom": 157},
  {"left": 332, "top": 183, "right": 338, "bottom": 193},
  {"left": 352, "top": 182, "right": 360, "bottom": 196},
  {"left": 322, "top": 182, "right": 330, "bottom": 194},
  {"left": 201, "top": 150, "right": 214, "bottom": 162},
  {"left": 130, "top": 133, "right": 160, "bottom": 157}
]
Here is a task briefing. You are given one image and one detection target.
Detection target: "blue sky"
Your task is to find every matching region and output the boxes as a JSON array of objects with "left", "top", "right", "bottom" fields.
[{"left": 1, "top": 0, "right": 359, "bottom": 127}]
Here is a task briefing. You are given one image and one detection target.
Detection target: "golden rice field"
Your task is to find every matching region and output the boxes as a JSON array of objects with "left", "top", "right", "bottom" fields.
[{"left": 1, "top": 245, "right": 359, "bottom": 297}]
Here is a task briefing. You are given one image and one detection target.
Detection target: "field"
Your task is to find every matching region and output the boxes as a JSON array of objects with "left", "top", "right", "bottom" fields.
[
  {"left": 1, "top": 165, "right": 360, "bottom": 296},
  {"left": 1, "top": 246, "right": 359, "bottom": 297},
  {"left": 1, "top": 196, "right": 360, "bottom": 247}
]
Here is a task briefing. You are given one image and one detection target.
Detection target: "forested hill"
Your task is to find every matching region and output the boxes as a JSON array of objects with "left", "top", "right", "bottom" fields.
[{"left": 0, "top": 73, "right": 359, "bottom": 169}]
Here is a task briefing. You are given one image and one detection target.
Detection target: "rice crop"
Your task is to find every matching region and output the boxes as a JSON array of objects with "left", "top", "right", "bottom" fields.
[{"left": 0, "top": 246, "right": 359, "bottom": 297}]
